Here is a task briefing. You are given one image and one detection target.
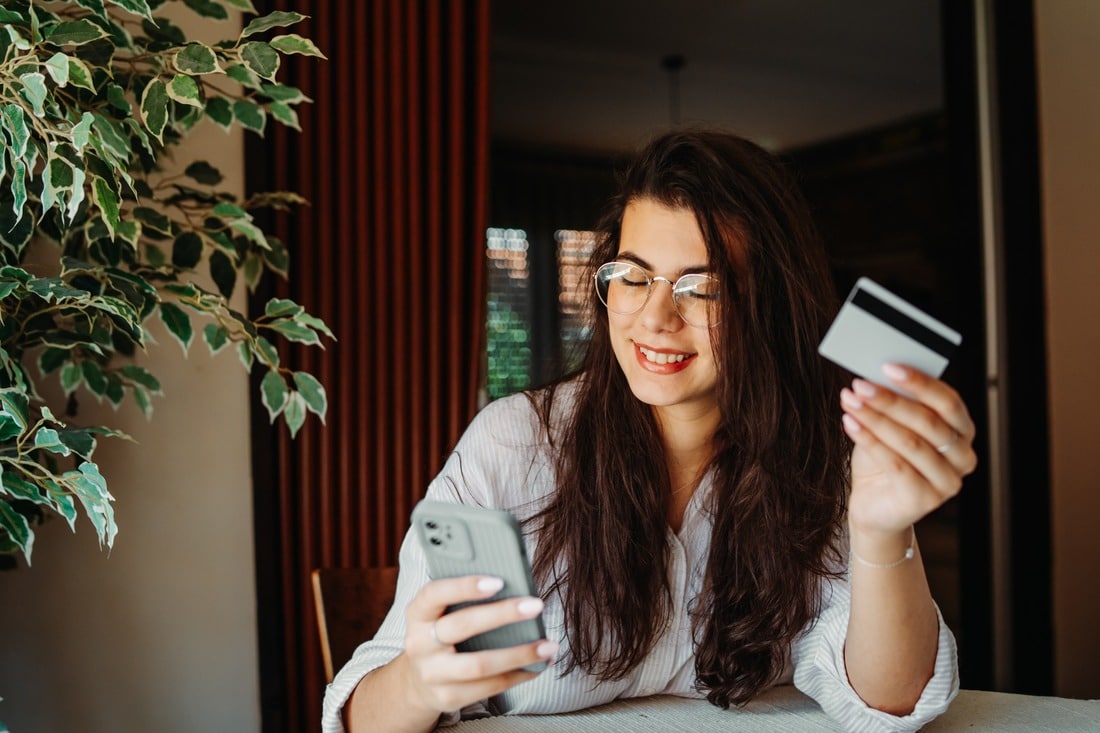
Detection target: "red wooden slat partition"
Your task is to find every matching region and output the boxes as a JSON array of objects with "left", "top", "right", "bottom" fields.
[{"left": 250, "top": 1, "right": 490, "bottom": 729}]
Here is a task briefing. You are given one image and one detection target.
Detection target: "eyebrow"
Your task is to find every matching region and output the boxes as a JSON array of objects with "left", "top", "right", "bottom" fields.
[{"left": 615, "top": 251, "right": 711, "bottom": 277}]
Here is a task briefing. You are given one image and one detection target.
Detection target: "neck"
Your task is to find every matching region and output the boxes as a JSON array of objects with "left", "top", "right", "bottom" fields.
[{"left": 653, "top": 403, "right": 719, "bottom": 531}]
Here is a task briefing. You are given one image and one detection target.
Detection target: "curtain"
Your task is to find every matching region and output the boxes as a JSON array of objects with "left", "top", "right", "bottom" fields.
[{"left": 248, "top": 1, "right": 490, "bottom": 729}]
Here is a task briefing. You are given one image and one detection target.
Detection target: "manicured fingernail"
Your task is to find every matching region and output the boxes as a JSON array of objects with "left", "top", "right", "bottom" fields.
[
  {"left": 882, "top": 363, "right": 908, "bottom": 381},
  {"left": 517, "top": 598, "right": 544, "bottom": 616},
  {"left": 536, "top": 641, "right": 559, "bottom": 658},
  {"left": 840, "top": 388, "right": 863, "bottom": 410},
  {"left": 477, "top": 577, "right": 504, "bottom": 594},
  {"left": 852, "top": 379, "right": 877, "bottom": 398},
  {"left": 841, "top": 413, "right": 862, "bottom": 435}
]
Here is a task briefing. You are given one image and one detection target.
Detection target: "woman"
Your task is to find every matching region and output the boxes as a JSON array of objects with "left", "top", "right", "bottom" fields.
[{"left": 323, "top": 130, "right": 976, "bottom": 733}]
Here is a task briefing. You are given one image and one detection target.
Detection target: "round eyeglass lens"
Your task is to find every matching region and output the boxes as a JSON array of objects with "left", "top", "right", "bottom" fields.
[
  {"left": 595, "top": 262, "right": 650, "bottom": 315},
  {"left": 594, "top": 262, "right": 721, "bottom": 327},
  {"left": 672, "top": 274, "right": 721, "bottom": 327}
]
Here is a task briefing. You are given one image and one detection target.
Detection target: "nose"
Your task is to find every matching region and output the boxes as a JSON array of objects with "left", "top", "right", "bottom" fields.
[{"left": 638, "top": 277, "right": 683, "bottom": 332}]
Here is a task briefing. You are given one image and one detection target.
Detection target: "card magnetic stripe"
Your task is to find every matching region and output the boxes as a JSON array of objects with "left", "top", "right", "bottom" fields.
[{"left": 850, "top": 289, "right": 957, "bottom": 359}]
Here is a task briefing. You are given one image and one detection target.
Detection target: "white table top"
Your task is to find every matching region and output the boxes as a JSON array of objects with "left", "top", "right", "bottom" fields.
[{"left": 452, "top": 685, "right": 1100, "bottom": 732}]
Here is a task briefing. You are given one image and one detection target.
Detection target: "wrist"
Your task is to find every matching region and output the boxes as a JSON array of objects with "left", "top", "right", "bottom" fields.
[{"left": 849, "top": 524, "right": 916, "bottom": 568}]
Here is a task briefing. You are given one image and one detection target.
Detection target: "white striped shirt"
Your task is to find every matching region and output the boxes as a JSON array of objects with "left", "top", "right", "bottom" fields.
[{"left": 321, "top": 387, "right": 959, "bottom": 732}]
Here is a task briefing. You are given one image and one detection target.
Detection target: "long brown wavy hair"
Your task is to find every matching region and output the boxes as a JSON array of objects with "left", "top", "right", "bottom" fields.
[{"left": 527, "top": 130, "right": 850, "bottom": 707}]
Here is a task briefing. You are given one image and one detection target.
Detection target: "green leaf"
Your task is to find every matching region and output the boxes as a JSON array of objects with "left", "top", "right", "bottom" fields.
[
  {"left": 70, "top": 111, "right": 95, "bottom": 152},
  {"left": 212, "top": 202, "right": 248, "bottom": 219},
  {"left": 225, "top": 64, "right": 261, "bottom": 89},
  {"left": 237, "top": 342, "right": 254, "bottom": 372},
  {"left": 243, "top": 251, "right": 263, "bottom": 290},
  {"left": 183, "top": 0, "right": 229, "bottom": 20},
  {"left": 2, "top": 473, "right": 49, "bottom": 506},
  {"left": 60, "top": 362, "right": 83, "bottom": 395},
  {"left": 221, "top": 0, "right": 257, "bottom": 11},
  {"left": 19, "top": 73, "right": 47, "bottom": 117},
  {"left": 106, "top": 0, "right": 154, "bottom": 20},
  {"left": 283, "top": 392, "right": 307, "bottom": 437},
  {"left": 264, "top": 298, "right": 303, "bottom": 318},
  {"left": 67, "top": 57, "right": 97, "bottom": 93},
  {"left": 10, "top": 160, "right": 28, "bottom": 223},
  {"left": 159, "top": 302, "right": 194, "bottom": 353},
  {"left": 184, "top": 161, "right": 222, "bottom": 185},
  {"left": 107, "top": 83, "right": 131, "bottom": 112},
  {"left": 232, "top": 99, "right": 265, "bottom": 135},
  {"left": 75, "top": 0, "right": 109, "bottom": 20},
  {"left": 268, "top": 318, "right": 320, "bottom": 346},
  {"left": 47, "top": 19, "right": 109, "bottom": 46},
  {"left": 297, "top": 312, "right": 335, "bottom": 340},
  {"left": 255, "top": 336, "right": 279, "bottom": 367},
  {"left": 132, "top": 385, "right": 152, "bottom": 419},
  {"left": 120, "top": 364, "right": 161, "bottom": 394},
  {"left": 229, "top": 216, "right": 269, "bottom": 247},
  {"left": 81, "top": 361, "right": 108, "bottom": 396},
  {"left": 140, "top": 79, "right": 169, "bottom": 143},
  {"left": 260, "top": 369, "right": 288, "bottom": 420},
  {"left": 240, "top": 42, "right": 280, "bottom": 82},
  {"left": 269, "top": 34, "right": 326, "bottom": 59},
  {"left": 205, "top": 97, "right": 232, "bottom": 130},
  {"left": 91, "top": 177, "right": 121, "bottom": 240},
  {"left": 241, "top": 10, "right": 307, "bottom": 39},
  {"left": 267, "top": 100, "right": 299, "bottom": 131},
  {"left": 209, "top": 250, "right": 236, "bottom": 298},
  {"left": 171, "top": 232, "right": 203, "bottom": 269},
  {"left": 45, "top": 52, "right": 71, "bottom": 86},
  {"left": 2, "top": 105, "right": 29, "bottom": 157},
  {"left": 203, "top": 323, "right": 228, "bottom": 354},
  {"left": 260, "top": 83, "right": 309, "bottom": 103},
  {"left": 35, "top": 427, "right": 72, "bottom": 456},
  {"left": 292, "top": 371, "right": 326, "bottom": 420},
  {"left": 0, "top": 501, "right": 34, "bottom": 564},
  {"left": 167, "top": 74, "right": 203, "bottom": 109},
  {"left": 68, "top": 461, "right": 116, "bottom": 549},
  {"left": 57, "top": 428, "right": 97, "bottom": 459},
  {"left": 175, "top": 42, "right": 221, "bottom": 75}
]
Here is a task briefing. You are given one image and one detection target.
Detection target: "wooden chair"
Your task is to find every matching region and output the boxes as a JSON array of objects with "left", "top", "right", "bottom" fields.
[{"left": 311, "top": 566, "right": 400, "bottom": 682}]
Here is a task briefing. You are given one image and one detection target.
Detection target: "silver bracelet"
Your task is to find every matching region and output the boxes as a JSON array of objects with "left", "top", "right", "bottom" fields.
[{"left": 850, "top": 526, "right": 916, "bottom": 569}]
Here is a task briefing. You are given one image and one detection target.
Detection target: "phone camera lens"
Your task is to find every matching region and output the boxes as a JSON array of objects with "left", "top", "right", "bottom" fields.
[
  {"left": 430, "top": 536, "right": 442, "bottom": 546},
  {"left": 425, "top": 520, "right": 438, "bottom": 530}
]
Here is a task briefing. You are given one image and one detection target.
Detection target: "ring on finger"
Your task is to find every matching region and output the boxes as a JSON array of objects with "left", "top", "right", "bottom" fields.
[
  {"left": 429, "top": 620, "right": 451, "bottom": 647},
  {"left": 936, "top": 429, "right": 961, "bottom": 454}
]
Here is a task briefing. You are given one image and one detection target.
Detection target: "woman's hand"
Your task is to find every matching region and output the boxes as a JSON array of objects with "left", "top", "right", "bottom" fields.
[
  {"left": 839, "top": 362, "right": 978, "bottom": 537},
  {"left": 398, "top": 575, "right": 557, "bottom": 717}
]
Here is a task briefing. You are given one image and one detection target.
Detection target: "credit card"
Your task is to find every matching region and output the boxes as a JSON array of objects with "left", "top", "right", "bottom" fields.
[{"left": 818, "top": 277, "right": 962, "bottom": 386}]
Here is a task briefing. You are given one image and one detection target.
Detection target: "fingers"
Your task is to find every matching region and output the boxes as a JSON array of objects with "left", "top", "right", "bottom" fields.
[
  {"left": 841, "top": 365, "right": 978, "bottom": 476},
  {"left": 401, "top": 575, "right": 557, "bottom": 714}
]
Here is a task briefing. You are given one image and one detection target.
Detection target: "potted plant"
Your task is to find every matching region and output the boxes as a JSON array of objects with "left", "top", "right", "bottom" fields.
[{"left": 0, "top": 0, "right": 329, "bottom": 567}]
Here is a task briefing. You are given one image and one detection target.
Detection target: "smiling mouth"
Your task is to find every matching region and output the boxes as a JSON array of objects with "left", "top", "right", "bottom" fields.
[{"left": 637, "top": 345, "right": 693, "bottom": 365}]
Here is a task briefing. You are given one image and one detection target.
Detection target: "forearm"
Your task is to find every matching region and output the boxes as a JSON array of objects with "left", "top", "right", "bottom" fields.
[
  {"left": 844, "top": 525, "right": 939, "bottom": 715},
  {"left": 345, "top": 654, "right": 442, "bottom": 733}
]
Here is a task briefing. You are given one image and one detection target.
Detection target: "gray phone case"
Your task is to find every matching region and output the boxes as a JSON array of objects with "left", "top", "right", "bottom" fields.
[{"left": 411, "top": 500, "right": 548, "bottom": 671}]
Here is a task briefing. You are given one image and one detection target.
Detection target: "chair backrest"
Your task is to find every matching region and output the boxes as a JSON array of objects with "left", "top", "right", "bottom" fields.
[{"left": 311, "top": 566, "right": 400, "bottom": 682}]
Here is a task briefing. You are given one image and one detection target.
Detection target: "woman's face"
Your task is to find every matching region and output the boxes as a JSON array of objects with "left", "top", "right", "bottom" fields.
[{"left": 607, "top": 198, "right": 720, "bottom": 421}]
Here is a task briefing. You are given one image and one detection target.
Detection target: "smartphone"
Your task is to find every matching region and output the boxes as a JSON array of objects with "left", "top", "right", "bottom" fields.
[{"left": 411, "top": 499, "right": 548, "bottom": 672}]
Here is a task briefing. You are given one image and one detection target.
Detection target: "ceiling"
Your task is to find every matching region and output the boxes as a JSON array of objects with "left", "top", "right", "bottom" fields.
[{"left": 491, "top": 0, "right": 944, "bottom": 155}]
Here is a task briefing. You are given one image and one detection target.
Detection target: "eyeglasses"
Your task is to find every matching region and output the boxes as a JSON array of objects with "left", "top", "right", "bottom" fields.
[{"left": 593, "top": 261, "right": 721, "bottom": 328}]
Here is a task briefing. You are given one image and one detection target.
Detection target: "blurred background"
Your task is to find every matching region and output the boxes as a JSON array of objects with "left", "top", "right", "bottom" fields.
[{"left": 1, "top": 1, "right": 1097, "bottom": 731}]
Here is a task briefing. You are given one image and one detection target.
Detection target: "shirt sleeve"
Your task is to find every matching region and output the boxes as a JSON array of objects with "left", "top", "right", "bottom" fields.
[
  {"left": 791, "top": 575, "right": 960, "bottom": 733},
  {"left": 320, "top": 394, "right": 544, "bottom": 732}
]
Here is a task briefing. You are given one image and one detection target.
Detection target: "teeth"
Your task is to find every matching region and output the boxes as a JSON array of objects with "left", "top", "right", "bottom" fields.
[{"left": 639, "top": 346, "right": 688, "bottom": 364}]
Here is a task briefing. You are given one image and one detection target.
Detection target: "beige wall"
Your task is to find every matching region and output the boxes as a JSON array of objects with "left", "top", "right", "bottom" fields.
[
  {"left": 0, "top": 11, "right": 260, "bottom": 733},
  {"left": 1034, "top": 0, "right": 1100, "bottom": 700}
]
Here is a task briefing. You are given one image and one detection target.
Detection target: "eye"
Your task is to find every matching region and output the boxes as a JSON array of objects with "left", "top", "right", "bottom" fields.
[
  {"left": 610, "top": 263, "right": 648, "bottom": 286},
  {"left": 676, "top": 275, "right": 720, "bottom": 300}
]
